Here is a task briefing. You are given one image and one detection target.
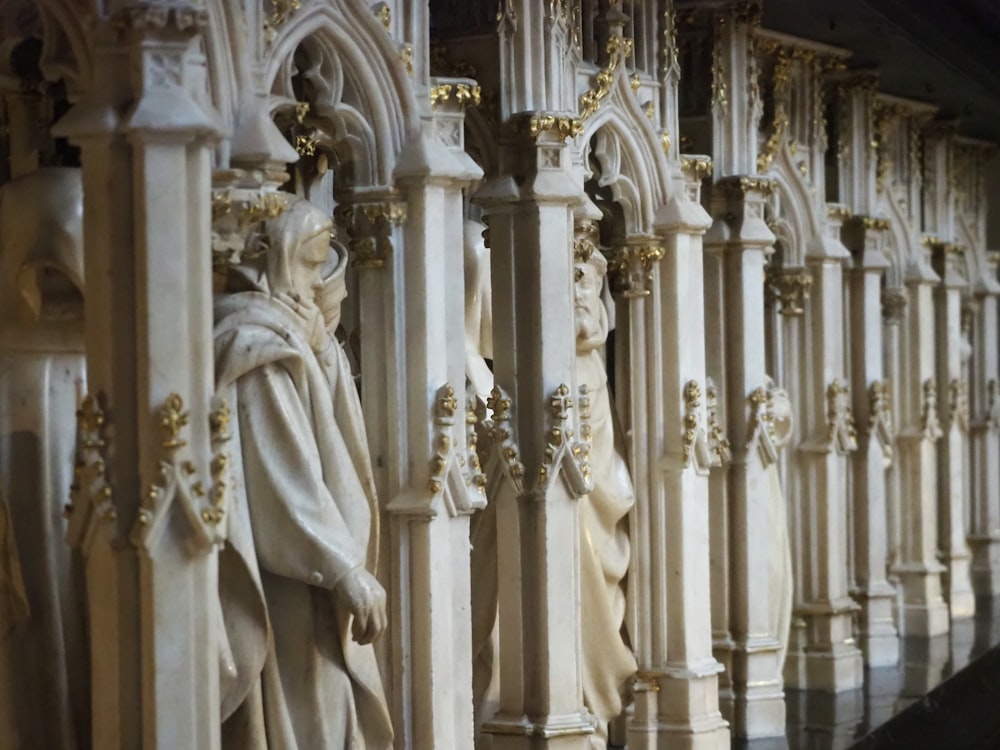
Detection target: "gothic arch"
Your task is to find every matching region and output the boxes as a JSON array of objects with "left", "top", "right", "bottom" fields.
[
  {"left": 766, "top": 142, "right": 816, "bottom": 268},
  {"left": 35, "top": 0, "right": 93, "bottom": 92},
  {"left": 579, "top": 75, "right": 672, "bottom": 236},
  {"left": 879, "top": 189, "right": 920, "bottom": 284},
  {"left": 264, "top": 1, "right": 418, "bottom": 188}
]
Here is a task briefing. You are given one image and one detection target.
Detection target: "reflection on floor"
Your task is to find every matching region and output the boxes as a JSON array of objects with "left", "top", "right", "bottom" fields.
[{"left": 734, "top": 597, "right": 1000, "bottom": 750}]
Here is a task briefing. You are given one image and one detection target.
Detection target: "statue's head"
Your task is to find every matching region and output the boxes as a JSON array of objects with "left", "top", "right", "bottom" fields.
[
  {"left": 573, "top": 249, "right": 608, "bottom": 345},
  {"left": 262, "top": 198, "right": 334, "bottom": 303},
  {"left": 0, "top": 167, "right": 84, "bottom": 323}
]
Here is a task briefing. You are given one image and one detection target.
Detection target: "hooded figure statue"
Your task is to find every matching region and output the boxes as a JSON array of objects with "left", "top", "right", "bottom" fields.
[
  {"left": 214, "top": 197, "right": 393, "bottom": 749},
  {"left": 0, "top": 167, "right": 90, "bottom": 750}
]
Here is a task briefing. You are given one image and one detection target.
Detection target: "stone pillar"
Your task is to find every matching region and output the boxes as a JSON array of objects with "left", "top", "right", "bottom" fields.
[
  {"left": 704, "top": 176, "right": 785, "bottom": 740},
  {"left": 698, "top": 158, "right": 738, "bottom": 725},
  {"left": 969, "top": 252, "right": 1000, "bottom": 596},
  {"left": 54, "top": 4, "right": 224, "bottom": 748},
  {"left": 476, "top": 116, "right": 594, "bottom": 749},
  {"left": 843, "top": 216, "right": 900, "bottom": 668},
  {"left": 620, "top": 157, "right": 728, "bottom": 750},
  {"left": 892, "top": 242, "right": 949, "bottom": 637},
  {"left": 784, "top": 215, "right": 863, "bottom": 692},
  {"left": 385, "top": 80, "right": 485, "bottom": 749},
  {"left": 932, "top": 242, "right": 976, "bottom": 620}
]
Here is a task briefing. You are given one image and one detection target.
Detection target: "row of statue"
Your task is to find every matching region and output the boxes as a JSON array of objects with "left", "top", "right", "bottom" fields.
[{"left": 0, "top": 166, "right": 792, "bottom": 749}]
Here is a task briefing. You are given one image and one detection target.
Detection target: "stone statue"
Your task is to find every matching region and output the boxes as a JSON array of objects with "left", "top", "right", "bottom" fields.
[
  {"left": 765, "top": 377, "right": 794, "bottom": 669},
  {"left": 0, "top": 167, "right": 90, "bottom": 750},
  {"left": 574, "top": 247, "right": 637, "bottom": 748},
  {"left": 464, "top": 219, "right": 494, "bottom": 403},
  {"left": 214, "top": 197, "right": 393, "bottom": 749},
  {"left": 465, "top": 218, "right": 500, "bottom": 742}
]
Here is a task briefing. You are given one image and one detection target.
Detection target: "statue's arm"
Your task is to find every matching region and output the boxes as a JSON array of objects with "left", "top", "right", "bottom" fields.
[{"left": 236, "top": 363, "right": 367, "bottom": 590}]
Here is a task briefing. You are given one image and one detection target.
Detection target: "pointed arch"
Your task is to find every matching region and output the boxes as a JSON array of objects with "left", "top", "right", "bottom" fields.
[
  {"left": 263, "top": 1, "right": 418, "bottom": 188},
  {"left": 35, "top": 0, "right": 93, "bottom": 92},
  {"left": 578, "top": 75, "right": 673, "bottom": 236},
  {"left": 766, "top": 142, "right": 818, "bottom": 267}
]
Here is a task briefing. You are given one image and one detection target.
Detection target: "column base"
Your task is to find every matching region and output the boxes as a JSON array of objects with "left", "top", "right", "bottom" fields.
[
  {"left": 712, "top": 635, "right": 735, "bottom": 726},
  {"left": 485, "top": 712, "right": 595, "bottom": 750},
  {"left": 784, "top": 599, "right": 863, "bottom": 692},
  {"left": 892, "top": 562, "right": 950, "bottom": 637},
  {"left": 854, "top": 584, "right": 900, "bottom": 667},
  {"left": 968, "top": 534, "right": 1000, "bottom": 597},
  {"left": 729, "top": 637, "right": 786, "bottom": 739},
  {"left": 944, "top": 553, "right": 976, "bottom": 620},
  {"left": 628, "top": 661, "right": 731, "bottom": 750}
]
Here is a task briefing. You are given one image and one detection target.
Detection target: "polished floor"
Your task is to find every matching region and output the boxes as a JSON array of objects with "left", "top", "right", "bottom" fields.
[{"left": 735, "top": 598, "right": 1000, "bottom": 750}]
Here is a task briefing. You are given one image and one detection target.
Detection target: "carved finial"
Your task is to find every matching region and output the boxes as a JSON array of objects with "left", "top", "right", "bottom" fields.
[{"left": 159, "top": 393, "right": 190, "bottom": 452}]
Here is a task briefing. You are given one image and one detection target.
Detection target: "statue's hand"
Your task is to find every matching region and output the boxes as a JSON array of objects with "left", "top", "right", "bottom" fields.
[{"left": 334, "top": 567, "right": 388, "bottom": 645}]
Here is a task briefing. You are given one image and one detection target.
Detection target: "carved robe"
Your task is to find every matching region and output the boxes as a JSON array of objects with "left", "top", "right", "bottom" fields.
[
  {"left": 766, "top": 381, "right": 794, "bottom": 669},
  {"left": 575, "top": 254, "right": 637, "bottom": 747},
  {"left": 215, "top": 205, "right": 392, "bottom": 750},
  {"left": 0, "top": 168, "right": 89, "bottom": 750}
]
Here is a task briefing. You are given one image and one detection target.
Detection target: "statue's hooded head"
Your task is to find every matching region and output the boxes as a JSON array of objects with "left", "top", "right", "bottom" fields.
[
  {"left": 261, "top": 198, "right": 334, "bottom": 301},
  {"left": 0, "top": 167, "right": 84, "bottom": 323}
]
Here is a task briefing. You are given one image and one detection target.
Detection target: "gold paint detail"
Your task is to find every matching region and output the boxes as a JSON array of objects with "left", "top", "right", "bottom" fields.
[
  {"left": 716, "top": 175, "right": 776, "bottom": 198},
  {"left": 706, "top": 379, "right": 731, "bottom": 466},
  {"left": 513, "top": 112, "right": 583, "bottom": 141},
  {"left": 486, "top": 386, "right": 525, "bottom": 485},
  {"left": 159, "top": 393, "right": 190, "bottom": 453},
  {"left": 430, "top": 83, "right": 482, "bottom": 110},
  {"left": 579, "top": 36, "right": 633, "bottom": 121},
  {"left": 465, "top": 394, "right": 488, "bottom": 493},
  {"left": 682, "top": 380, "right": 702, "bottom": 466},
  {"left": 212, "top": 190, "right": 289, "bottom": 267},
  {"left": 66, "top": 394, "right": 118, "bottom": 542},
  {"left": 263, "top": 0, "right": 301, "bottom": 44},
  {"left": 607, "top": 244, "right": 665, "bottom": 299},
  {"left": 334, "top": 201, "right": 407, "bottom": 270},
  {"left": 766, "top": 269, "right": 813, "bottom": 316},
  {"left": 680, "top": 155, "right": 713, "bottom": 182}
]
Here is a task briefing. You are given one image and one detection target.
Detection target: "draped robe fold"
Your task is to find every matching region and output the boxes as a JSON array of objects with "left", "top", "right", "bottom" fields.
[
  {"left": 577, "top": 347, "right": 638, "bottom": 748},
  {"left": 215, "top": 291, "right": 392, "bottom": 750}
]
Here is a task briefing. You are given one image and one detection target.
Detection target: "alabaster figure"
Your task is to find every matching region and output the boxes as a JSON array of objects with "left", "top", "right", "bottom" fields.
[
  {"left": 0, "top": 167, "right": 90, "bottom": 750},
  {"left": 214, "top": 197, "right": 393, "bottom": 749},
  {"left": 464, "top": 218, "right": 502, "bottom": 741},
  {"left": 766, "top": 377, "right": 794, "bottom": 668},
  {"left": 464, "top": 219, "right": 494, "bottom": 403},
  {"left": 574, "top": 248, "right": 638, "bottom": 748}
]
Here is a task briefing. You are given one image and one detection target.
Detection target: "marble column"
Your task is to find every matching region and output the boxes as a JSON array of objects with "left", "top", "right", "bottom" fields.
[
  {"left": 932, "top": 242, "right": 976, "bottom": 620},
  {"left": 476, "top": 118, "right": 593, "bottom": 750},
  {"left": 704, "top": 176, "right": 785, "bottom": 740},
  {"left": 620, "top": 156, "right": 728, "bottom": 750},
  {"left": 843, "top": 216, "right": 900, "bottom": 668},
  {"left": 54, "top": 3, "right": 225, "bottom": 747},
  {"left": 386, "top": 81, "right": 485, "bottom": 749},
  {"left": 784, "top": 215, "right": 863, "bottom": 692},
  {"left": 892, "top": 241, "right": 949, "bottom": 637},
  {"left": 969, "top": 252, "right": 1000, "bottom": 596}
]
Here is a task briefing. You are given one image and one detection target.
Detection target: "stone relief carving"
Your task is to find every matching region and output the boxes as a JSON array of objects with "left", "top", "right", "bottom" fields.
[
  {"left": 213, "top": 197, "right": 392, "bottom": 749},
  {"left": 573, "top": 247, "right": 637, "bottom": 748},
  {"left": 0, "top": 167, "right": 89, "bottom": 749}
]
